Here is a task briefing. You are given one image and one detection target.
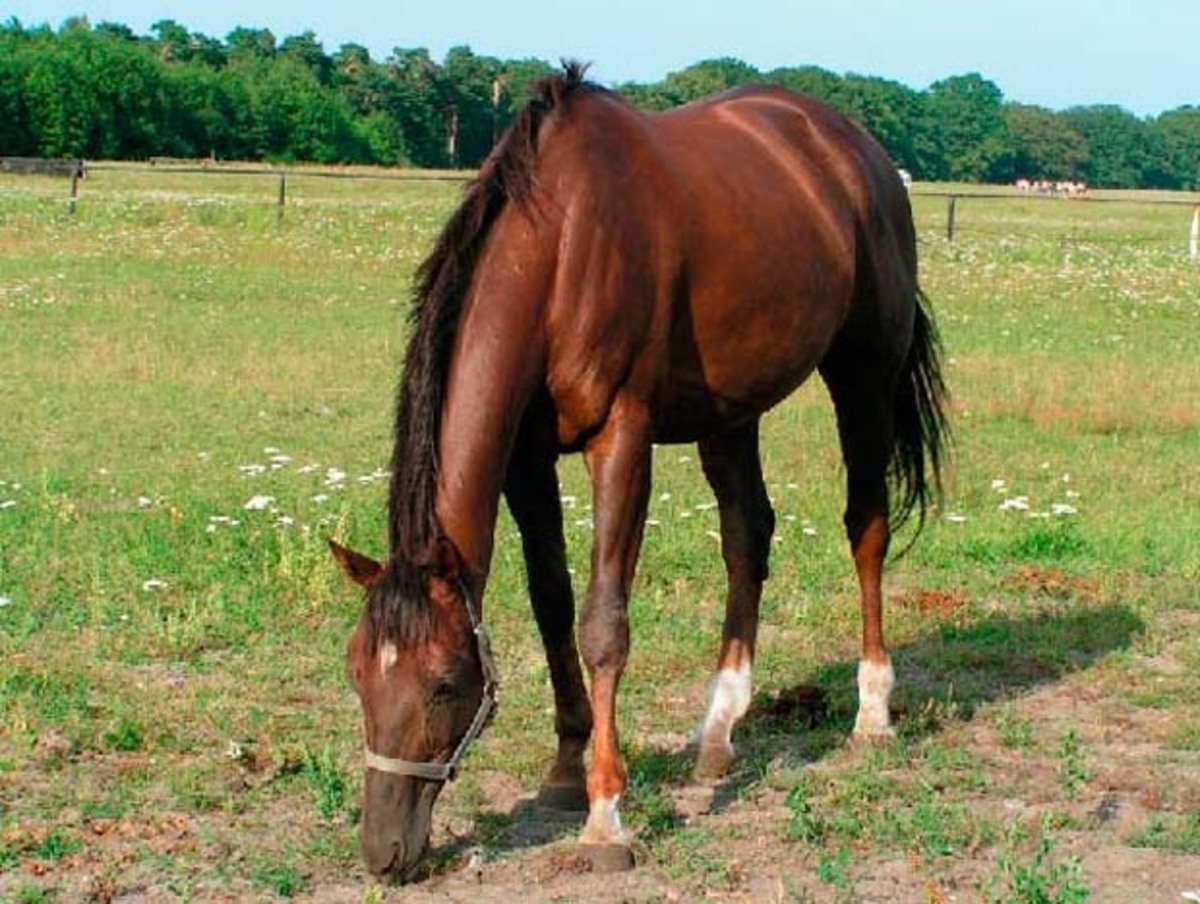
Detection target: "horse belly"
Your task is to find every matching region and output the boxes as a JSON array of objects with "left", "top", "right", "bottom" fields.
[{"left": 654, "top": 286, "right": 847, "bottom": 441}]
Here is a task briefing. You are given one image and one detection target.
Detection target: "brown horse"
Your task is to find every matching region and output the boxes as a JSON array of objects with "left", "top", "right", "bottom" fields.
[{"left": 330, "top": 62, "right": 948, "bottom": 881}]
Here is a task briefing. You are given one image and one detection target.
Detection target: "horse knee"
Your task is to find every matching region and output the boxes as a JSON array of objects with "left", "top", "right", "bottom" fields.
[{"left": 579, "top": 601, "right": 630, "bottom": 672}]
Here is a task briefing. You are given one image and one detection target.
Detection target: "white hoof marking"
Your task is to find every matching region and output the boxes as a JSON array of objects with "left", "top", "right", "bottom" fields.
[
  {"left": 854, "top": 658, "right": 895, "bottom": 736},
  {"left": 693, "top": 661, "right": 752, "bottom": 750},
  {"left": 581, "top": 796, "right": 628, "bottom": 845}
]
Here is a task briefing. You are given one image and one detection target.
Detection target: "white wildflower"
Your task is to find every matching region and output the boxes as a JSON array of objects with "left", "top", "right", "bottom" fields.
[
  {"left": 999, "top": 496, "right": 1030, "bottom": 512},
  {"left": 1051, "top": 503, "right": 1078, "bottom": 517},
  {"left": 141, "top": 579, "right": 169, "bottom": 592},
  {"left": 243, "top": 495, "right": 275, "bottom": 511}
]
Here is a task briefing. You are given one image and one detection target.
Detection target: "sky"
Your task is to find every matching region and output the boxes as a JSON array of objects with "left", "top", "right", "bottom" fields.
[{"left": 6, "top": 0, "right": 1198, "bottom": 116}]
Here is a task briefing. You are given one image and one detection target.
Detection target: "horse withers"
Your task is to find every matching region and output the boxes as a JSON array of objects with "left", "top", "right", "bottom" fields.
[{"left": 330, "top": 63, "right": 948, "bottom": 881}]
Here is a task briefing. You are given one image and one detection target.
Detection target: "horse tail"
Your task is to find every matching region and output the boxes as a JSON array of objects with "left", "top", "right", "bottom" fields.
[{"left": 889, "top": 287, "right": 951, "bottom": 541}]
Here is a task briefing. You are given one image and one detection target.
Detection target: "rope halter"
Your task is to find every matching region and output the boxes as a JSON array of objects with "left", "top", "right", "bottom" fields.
[{"left": 363, "top": 580, "right": 498, "bottom": 782}]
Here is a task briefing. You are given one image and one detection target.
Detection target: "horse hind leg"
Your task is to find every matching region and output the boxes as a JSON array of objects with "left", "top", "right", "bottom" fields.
[
  {"left": 692, "top": 422, "right": 775, "bottom": 780},
  {"left": 821, "top": 358, "right": 898, "bottom": 742}
]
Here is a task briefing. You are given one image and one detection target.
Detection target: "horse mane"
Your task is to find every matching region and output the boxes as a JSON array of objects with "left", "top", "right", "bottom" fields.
[{"left": 370, "top": 61, "right": 600, "bottom": 648}]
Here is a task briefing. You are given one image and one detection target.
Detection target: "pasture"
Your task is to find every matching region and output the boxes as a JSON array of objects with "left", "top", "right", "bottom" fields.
[{"left": 1, "top": 167, "right": 1198, "bottom": 903}]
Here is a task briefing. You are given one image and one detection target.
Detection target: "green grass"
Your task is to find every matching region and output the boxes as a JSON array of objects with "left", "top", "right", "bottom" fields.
[{"left": 2, "top": 166, "right": 1198, "bottom": 899}]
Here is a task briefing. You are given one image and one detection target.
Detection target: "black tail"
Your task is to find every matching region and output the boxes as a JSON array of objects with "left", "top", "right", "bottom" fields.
[{"left": 889, "top": 289, "right": 950, "bottom": 540}]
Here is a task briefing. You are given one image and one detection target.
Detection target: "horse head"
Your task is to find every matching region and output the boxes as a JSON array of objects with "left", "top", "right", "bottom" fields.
[{"left": 330, "top": 539, "right": 492, "bottom": 881}]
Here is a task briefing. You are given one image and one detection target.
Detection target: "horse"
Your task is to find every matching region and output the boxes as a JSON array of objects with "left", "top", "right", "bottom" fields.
[{"left": 329, "top": 62, "right": 949, "bottom": 881}]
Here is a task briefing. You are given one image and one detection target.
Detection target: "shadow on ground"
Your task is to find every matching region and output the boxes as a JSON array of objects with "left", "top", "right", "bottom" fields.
[{"left": 425, "top": 601, "right": 1144, "bottom": 872}]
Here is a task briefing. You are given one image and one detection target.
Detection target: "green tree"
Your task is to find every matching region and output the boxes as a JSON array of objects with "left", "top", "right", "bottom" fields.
[
  {"left": 1004, "top": 104, "right": 1089, "bottom": 181},
  {"left": 1152, "top": 107, "right": 1200, "bottom": 190},
  {"left": 922, "top": 73, "right": 1011, "bottom": 182},
  {"left": 0, "top": 25, "right": 35, "bottom": 154},
  {"left": 383, "top": 47, "right": 448, "bottom": 167},
  {"left": 226, "top": 27, "right": 276, "bottom": 61},
  {"left": 280, "top": 31, "right": 331, "bottom": 85},
  {"left": 1062, "top": 105, "right": 1154, "bottom": 188}
]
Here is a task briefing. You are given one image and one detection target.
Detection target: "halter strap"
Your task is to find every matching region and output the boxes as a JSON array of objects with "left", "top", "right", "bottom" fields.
[{"left": 364, "top": 579, "right": 498, "bottom": 782}]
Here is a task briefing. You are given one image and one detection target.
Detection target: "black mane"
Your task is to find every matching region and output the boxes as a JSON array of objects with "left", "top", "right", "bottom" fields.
[{"left": 370, "top": 61, "right": 599, "bottom": 648}]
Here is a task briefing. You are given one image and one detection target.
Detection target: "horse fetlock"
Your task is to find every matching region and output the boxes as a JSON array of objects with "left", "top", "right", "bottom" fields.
[
  {"left": 580, "top": 795, "right": 629, "bottom": 844},
  {"left": 852, "top": 657, "right": 895, "bottom": 739},
  {"left": 536, "top": 780, "right": 589, "bottom": 812}
]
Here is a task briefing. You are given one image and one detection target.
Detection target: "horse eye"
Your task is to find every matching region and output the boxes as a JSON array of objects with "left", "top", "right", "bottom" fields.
[{"left": 429, "top": 682, "right": 457, "bottom": 703}]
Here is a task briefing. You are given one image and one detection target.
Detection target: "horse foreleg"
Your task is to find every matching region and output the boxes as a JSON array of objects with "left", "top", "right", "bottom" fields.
[
  {"left": 692, "top": 423, "right": 775, "bottom": 780},
  {"left": 504, "top": 427, "right": 591, "bottom": 811},
  {"left": 577, "top": 398, "right": 652, "bottom": 871}
]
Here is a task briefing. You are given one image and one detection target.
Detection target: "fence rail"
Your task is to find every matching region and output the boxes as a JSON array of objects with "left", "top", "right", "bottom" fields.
[
  {"left": 5, "top": 159, "right": 1198, "bottom": 261},
  {"left": 912, "top": 189, "right": 1200, "bottom": 259}
]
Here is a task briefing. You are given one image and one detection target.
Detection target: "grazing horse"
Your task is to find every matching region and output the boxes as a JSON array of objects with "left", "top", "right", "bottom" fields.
[{"left": 330, "top": 62, "right": 948, "bottom": 881}]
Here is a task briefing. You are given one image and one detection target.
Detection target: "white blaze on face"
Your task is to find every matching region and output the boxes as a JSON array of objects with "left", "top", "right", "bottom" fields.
[
  {"left": 853, "top": 657, "right": 895, "bottom": 736},
  {"left": 694, "top": 660, "right": 753, "bottom": 749},
  {"left": 379, "top": 641, "right": 399, "bottom": 677}
]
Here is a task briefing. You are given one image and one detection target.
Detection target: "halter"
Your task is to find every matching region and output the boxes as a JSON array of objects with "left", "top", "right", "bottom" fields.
[{"left": 364, "top": 580, "right": 499, "bottom": 782}]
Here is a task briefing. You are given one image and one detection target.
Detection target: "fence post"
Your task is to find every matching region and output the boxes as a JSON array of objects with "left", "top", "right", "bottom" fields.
[
  {"left": 1190, "top": 205, "right": 1199, "bottom": 262},
  {"left": 68, "top": 161, "right": 81, "bottom": 215},
  {"left": 946, "top": 195, "right": 958, "bottom": 242}
]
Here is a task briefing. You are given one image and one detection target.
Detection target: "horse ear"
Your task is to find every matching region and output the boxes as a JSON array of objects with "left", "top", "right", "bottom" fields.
[
  {"left": 431, "top": 536, "right": 464, "bottom": 583},
  {"left": 328, "top": 540, "right": 382, "bottom": 588}
]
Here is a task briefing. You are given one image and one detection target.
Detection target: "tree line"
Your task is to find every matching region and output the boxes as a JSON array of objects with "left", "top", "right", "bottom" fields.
[{"left": 2, "top": 17, "right": 1198, "bottom": 189}]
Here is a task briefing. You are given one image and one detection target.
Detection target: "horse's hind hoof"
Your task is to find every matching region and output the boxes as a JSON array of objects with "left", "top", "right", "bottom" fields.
[
  {"left": 692, "top": 742, "right": 734, "bottom": 783},
  {"left": 579, "top": 842, "right": 635, "bottom": 873},
  {"left": 850, "top": 725, "right": 897, "bottom": 748},
  {"left": 535, "top": 783, "right": 589, "bottom": 812}
]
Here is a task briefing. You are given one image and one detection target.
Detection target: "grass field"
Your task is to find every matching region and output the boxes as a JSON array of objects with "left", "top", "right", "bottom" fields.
[{"left": 1, "top": 167, "right": 1198, "bottom": 903}]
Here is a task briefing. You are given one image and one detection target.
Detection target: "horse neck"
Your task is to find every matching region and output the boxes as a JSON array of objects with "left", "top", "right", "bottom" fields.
[{"left": 433, "top": 252, "right": 549, "bottom": 588}]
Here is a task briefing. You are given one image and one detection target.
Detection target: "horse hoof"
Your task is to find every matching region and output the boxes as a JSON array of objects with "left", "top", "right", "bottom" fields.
[
  {"left": 579, "top": 842, "right": 635, "bottom": 873},
  {"left": 851, "top": 726, "right": 896, "bottom": 747},
  {"left": 535, "top": 783, "right": 589, "bottom": 812},
  {"left": 692, "top": 742, "right": 734, "bottom": 783}
]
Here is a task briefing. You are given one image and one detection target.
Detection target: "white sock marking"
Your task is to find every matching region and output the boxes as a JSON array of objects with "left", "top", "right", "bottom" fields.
[
  {"left": 694, "top": 661, "right": 753, "bottom": 750},
  {"left": 854, "top": 657, "right": 895, "bottom": 736},
  {"left": 581, "top": 795, "right": 627, "bottom": 844}
]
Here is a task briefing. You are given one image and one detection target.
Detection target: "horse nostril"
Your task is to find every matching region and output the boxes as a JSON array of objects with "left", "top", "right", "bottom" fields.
[{"left": 361, "top": 833, "right": 401, "bottom": 878}]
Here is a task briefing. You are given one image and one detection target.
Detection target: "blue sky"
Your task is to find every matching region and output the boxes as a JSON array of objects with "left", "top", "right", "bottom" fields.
[{"left": 7, "top": 0, "right": 1198, "bottom": 115}]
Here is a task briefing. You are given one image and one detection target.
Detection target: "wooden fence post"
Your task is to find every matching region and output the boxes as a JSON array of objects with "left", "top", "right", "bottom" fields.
[
  {"left": 277, "top": 171, "right": 286, "bottom": 223},
  {"left": 946, "top": 195, "right": 958, "bottom": 242},
  {"left": 1190, "top": 205, "right": 1199, "bottom": 262},
  {"left": 68, "top": 161, "right": 81, "bottom": 215}
]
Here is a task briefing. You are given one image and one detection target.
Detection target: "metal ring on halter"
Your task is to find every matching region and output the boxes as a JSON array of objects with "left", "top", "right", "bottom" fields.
[{"left": 364, "top": 578, "right": 498, "bottom": 782}]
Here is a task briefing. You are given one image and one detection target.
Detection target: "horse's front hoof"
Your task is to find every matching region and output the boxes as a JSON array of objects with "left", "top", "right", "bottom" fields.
[
  {"left": 692, "top": 742, "right": 734, "bottom": 783},
  {"left": 535, "top": 782, "right": 589, "bottom": 812},
  {"left": 850, "top": 725, "right": 896, "bottom": 747},
  {"left": 579, "top": 842, "right": 635, "bottom": 873}
]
